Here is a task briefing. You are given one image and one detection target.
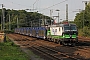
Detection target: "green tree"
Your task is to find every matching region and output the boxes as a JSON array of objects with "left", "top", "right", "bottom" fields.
[
  {"left": 0, "top": 9, "right": 52, "bottom": 31},
  {"left": 74, "top": 2, "right": 90, "bottom": 36},
  {"left": 74, "top": 2, "right": 90, "bottom": 29}
]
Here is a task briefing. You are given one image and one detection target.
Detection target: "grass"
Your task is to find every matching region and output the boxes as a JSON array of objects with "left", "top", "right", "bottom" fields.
[{"left": 0, "top": 37, "right": 29, "bottom": 60}]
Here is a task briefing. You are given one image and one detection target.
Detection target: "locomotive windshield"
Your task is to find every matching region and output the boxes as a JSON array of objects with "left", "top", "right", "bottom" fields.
[
  {"left": 64, "top": 26, "right": 70, "bottom": 31},
  {"left": 71, "top": 26, "right": 77, "bottom": 31},
  {"left": 64, "top": 25, "right": 77, "bottom": 31}
]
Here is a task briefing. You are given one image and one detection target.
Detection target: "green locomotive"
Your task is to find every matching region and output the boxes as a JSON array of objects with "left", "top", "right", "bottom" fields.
[{"left": 46, "top": 23, "right": 78, "bottom": 45}]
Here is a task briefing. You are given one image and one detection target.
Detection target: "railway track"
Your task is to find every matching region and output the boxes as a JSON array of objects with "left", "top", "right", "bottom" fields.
[
  {"left": 78, "top": 37, "right": 90, "bottom": 42},
  {"left": 29, "top": 41, "right": 84, "bottom": 60},
  {"left": 7, "top": 34, "right": 90, "bottom": 60}
]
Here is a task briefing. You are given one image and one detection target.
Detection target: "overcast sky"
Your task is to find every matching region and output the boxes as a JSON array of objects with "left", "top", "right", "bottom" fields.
[{"left": 0, "top": 0, "right": 89, "bottom": 22}]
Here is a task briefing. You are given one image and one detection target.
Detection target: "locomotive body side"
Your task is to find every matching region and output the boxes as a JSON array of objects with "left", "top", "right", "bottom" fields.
[{"left": 46, "top": 25, "right": 63, "bottom": 42}]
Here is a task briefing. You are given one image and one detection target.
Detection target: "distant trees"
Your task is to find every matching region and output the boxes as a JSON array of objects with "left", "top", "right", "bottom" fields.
[
  {"left": 0, "top": 9, "right": 52, "bottom": 30},
  {"left": 74, "top": 2, "right": 90, "bottom": 29}
]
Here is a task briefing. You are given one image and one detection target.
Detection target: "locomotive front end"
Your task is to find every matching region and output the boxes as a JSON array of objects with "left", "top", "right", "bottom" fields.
[{"left": 62, "top": 24, "right": 78, "bottom": 45}]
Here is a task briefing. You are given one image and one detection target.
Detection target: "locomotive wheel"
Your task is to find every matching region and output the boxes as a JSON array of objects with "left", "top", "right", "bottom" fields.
[
  {"left": 58, "top": 41, "right": 61, "bottom": 45},
  {"left": 49, "top": 38, "right": 52, "bottom": 42},
  {"left": 56, "top": 39, "right": 58, "bottom": 43},
  {"left": 57, "top": 40, "right": 61, "bottom": 45},
  {"left": 51, "top": 38, "right": 53, "bottom": 42},
  {"left": 53, "top": 39, "right": 56, "bottom": 43},
  {"left": 71, "top": 43, "right": 76, "bottom": 46},
  {"left": 62, "top": 41, "right": 67, "bottom": 46}
]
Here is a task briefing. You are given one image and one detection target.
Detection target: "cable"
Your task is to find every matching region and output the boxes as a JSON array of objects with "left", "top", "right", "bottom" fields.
[
  {"left": 33, "top": 0, "right": 40, "bottom": 10},
  {"left": 39, "top": 0, "right": 68, "bottom": 12},
  {"left": 33, "top": 0, "right": 40, "bottom": 5}
]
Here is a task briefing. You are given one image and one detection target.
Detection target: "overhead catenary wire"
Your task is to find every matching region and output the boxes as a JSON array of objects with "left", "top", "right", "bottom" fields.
[
  {"left": 2, "top": 0, "right": 71, "bottom": 21},
  {"left": 33, "top": 0, "right": 40, "bottom": 5},
  {"left": 39, "top": 0, "right": 68, "bottom": 12},
  {"left": 33, "top": 0, "right": 40, "bottom": 10},
  {"left": 3, "top": 0, "right": 68, "bottom": 11}
]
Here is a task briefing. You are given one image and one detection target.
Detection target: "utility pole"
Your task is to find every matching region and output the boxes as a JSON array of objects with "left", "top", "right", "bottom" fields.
[
  {"left": 50, "top": 10, "right": 53, "bottom": 25},
  {"left": 0, "top": 4, "right": 6, "bottom": 32},
  {"left": 0, "top": 4, "right": 3, "bottom": 31},
  {"left": 33, "top": 4, "right": 34, "bottom": 12},
  {"left": 2, "top": 4, "right": 5, "bottom": 31},
  {"left": 17, "top": 17, "right": 19, "bottom": 28},
  {"left": 56, "top": 9, "right": 60, "bottom": 24},
  {"left": 58, "top": 11, "right": 59, "bottom": 23},
  {"left": 33, "top": 0, "right": 39, "bottom": 12},
  {"left": 31, "top": 21, "right": 32, "bottom": 27},
  {"left": 82, "top": 1, "right": 89, "bottom": 32},
  {"left": 82, "top": 1, "right": 90, "bottom": 9},
  {"left": 66, "top": 4, "right": 68, "bottom": 22},
  {"left": 1, "top": 15, "right": 2, "bottom": 30},
  {"left": 9, "top": 14, "right": 11, "bottom": 31},
  {"left": 39, "top": 19, "right": 41, "bottom": 27},
  {"left": 83, "top": 10, "right": 84, "bottom": 32},
  {"left": 42, "top": 14, "right": 44, "bottom": 26}
]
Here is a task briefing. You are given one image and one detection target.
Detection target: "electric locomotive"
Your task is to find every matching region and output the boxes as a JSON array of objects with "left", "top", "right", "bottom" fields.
[{"left": 46, "top": 23, "right": 78, "bottom": 45}]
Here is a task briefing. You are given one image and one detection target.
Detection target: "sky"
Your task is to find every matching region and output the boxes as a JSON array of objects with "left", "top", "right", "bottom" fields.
[{"left": 0, "top": 0, "right": 90, "bottom": 22}]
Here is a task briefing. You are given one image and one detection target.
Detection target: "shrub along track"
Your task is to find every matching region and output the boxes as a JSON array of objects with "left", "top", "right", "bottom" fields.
[{"left": 7, "top": 34, "right": 90, "bottom": 60}]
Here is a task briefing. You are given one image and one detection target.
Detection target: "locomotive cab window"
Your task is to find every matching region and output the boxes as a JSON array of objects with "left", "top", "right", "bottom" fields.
[
  {"left": 64, "top": 26, "right": 70, "bottom": 31},
  {"left": 71, "top": 26, "right": 77, "bottom": 31}
]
